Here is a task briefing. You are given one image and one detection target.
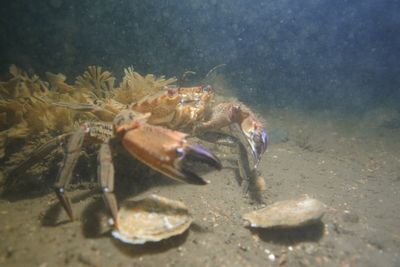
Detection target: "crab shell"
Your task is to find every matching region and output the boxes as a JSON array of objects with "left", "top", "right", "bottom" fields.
[
  {"left": 243, "top": 195, "right": 326, "bottom": 228},
  {"left": 112, "top": 194, "right": 192, "bottom": 244}
]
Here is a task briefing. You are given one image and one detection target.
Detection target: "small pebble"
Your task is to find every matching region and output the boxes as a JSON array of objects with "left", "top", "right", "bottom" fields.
[
  {"left": 268, "top": 254, "right": 276, "bottom": 261},
  {"left": 238, "top": 243, "right": 248, "bottom": 251}
]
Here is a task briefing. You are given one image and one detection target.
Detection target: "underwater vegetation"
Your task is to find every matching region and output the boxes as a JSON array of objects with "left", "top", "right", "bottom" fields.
[{"left": 0, "top": 65, "right": 176, "bottom": 173}]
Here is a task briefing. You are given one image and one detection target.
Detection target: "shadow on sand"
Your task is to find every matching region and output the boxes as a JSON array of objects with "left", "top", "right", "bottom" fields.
[
  {"left": 112, "top": 230, "right": 189, "bottom": 257},
  {"left": 249, "top": 221, "right": 325, "bottom": 245}
]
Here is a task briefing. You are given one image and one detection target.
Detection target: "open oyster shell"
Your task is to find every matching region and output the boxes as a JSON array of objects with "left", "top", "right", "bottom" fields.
[
  {"left": 112, "top": 194, "right": 192, "bottom": 244},
  {"left": 243, "top": 195, "right": 326, "bottom": 228}
]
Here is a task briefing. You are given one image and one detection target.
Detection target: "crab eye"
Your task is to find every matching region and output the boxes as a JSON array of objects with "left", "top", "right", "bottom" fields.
[
  {"left": 167, "top": 87, "right": 176, "bottom": 96},
  {"left": 202, "top": 85, "right": 213, "bottom": 93}
]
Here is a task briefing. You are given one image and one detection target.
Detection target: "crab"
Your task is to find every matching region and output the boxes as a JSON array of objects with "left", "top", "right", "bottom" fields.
[
  {"left": 10, "top": 84, "right": 267, "bottom": 242},
  {"left": 53, "top": 85, "right": 267, "bottom": 167}
]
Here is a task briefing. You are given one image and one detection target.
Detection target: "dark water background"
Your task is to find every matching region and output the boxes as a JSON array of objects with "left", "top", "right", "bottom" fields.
[{"left": 1, "top": 0, "right": 399, "bottom": 112}]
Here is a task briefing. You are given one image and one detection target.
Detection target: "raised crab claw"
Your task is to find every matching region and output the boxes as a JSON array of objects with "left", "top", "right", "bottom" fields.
[{"left": 194, "top": 102, "right": 267, "bottom": 168}]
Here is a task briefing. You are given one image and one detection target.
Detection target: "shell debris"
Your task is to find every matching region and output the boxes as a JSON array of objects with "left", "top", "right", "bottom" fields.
[
  {"left": 243, "top": 195, "right": 326, "bottom": 228},
  {"left": 112, "top": 194, "right": 192, "bottom": 244}
]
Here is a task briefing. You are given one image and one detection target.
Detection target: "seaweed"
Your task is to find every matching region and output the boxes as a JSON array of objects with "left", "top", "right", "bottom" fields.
[
  {"left": 114, "top": 66, "right": 176, "bottom": 104},
  {"left": 75, "top": 66, "right": 115, "bottom": 98},
  {"left": 0, "top": 64, "right": 177, "bottom": 174}
]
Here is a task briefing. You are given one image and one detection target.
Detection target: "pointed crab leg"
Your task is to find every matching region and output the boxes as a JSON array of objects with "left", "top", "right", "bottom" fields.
[
  {"left": 53, "top": 128, "right": 85, "bottom": 221},
  {"left": 52, "top": 101, "right": 116, "bottom": 121},
  {"left": 97, "top": 142, "right": 119, "bottom": 227},
  {"left": 7, "top": 133, "right": 72, "bottom": 179},
  {"left": 196, "top": 131, "right": 253, "bottom": 181}
]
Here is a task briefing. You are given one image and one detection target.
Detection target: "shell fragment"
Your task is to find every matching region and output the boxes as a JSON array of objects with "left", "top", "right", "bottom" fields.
[
  {"left": 112, "top": 194, "right": 192, "bottom": 244},
  {"left": 243, "top": 195, "right": 326, "bottom": 228}
]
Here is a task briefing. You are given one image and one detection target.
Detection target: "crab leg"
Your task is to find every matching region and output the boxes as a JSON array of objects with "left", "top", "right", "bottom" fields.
[
  {"left": 97, "top": 142, "right": 119, "bottom": 227},
  {"left": 196, "top": 131, "right": 253, "bottom": 180},
  {"left": 7, "top": 133, "right": 72, "bottom": 178},
  {"left": 52, "top": 101, "right": 116, "bottom": 121},
  {"left": 52, "top": 102, "right": 102, "bottom": 111},
  {"left": 54, "top": 128, "right": 85, "bottom": 221}
]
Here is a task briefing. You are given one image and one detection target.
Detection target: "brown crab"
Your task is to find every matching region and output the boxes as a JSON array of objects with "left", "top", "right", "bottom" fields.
[
  {"left": 54, "top": 85, "right": 267, "bottom": 167},
  {"left": 11, "top": 84, "right": 267, "bottom": 243}
]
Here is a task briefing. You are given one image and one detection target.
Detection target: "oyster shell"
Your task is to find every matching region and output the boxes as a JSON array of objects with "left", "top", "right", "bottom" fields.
[
  {"left": 243, "top": 195, "right": 326, "bottom": 228},
  {"left": 112, "top": 194, "right": 192, "bottom": 244}
]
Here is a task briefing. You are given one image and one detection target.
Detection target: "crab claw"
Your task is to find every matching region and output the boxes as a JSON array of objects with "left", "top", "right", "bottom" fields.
[
  {"left": 119, "top": 121, "right": 221, "bottom": 186},
  {"left": 175, "top": 144, "right": 222, "bottom": 185},
  {"left": 241, "top": 117, "right": 268, "bottom": 168}
]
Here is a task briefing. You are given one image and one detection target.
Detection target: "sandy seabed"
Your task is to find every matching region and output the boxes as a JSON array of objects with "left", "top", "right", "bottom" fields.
[{"left": 0, "top": 106, "right": 399, "bottom": 267}]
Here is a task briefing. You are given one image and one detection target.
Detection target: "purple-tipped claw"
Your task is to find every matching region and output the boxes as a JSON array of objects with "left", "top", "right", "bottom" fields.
[
  {"left": 183, "top": 144, "right": 222, "bottom": 170},
  {"left": 174, "top": 144, "right": 222, "bottom": 185}
]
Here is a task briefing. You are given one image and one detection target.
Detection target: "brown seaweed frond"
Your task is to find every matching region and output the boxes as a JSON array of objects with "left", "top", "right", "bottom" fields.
[
  {"left": 75, "top": 66, "right": 115, "bottom": 98},
  {"left": 46, "top": 72, "right": 74, "bottom": 93},
  {"left": 46, "top": 72, "right": 88, "bottom": 103},
  {"left": 0, "top": 93, "right": 91, "bottom": 161},
  {"left": 114, "top": 66, "right": 176, "bottom": 104},
  {"left": 24, "top": 96, "right": 76, "bottom": 133},
  {"left": 0, "top": 120, "right": 30, "bottom": 159},
  {"left": 0, "top": 98, "right": 25, "bottom": 129},
  {"left": 1, "top": 65, "right": 50, "bottom": 99},
  {"left": 0, "top": 66, "right": 95, "bottom": 160},
  {"left": 0, "top": 78, "right": 19, "bottom": 99},
  {"left": 0, "top": 95, "right": 78, "bottom": 135},
  {"left": 0, "top": 65, "right": 48, "bottom": 131}
]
